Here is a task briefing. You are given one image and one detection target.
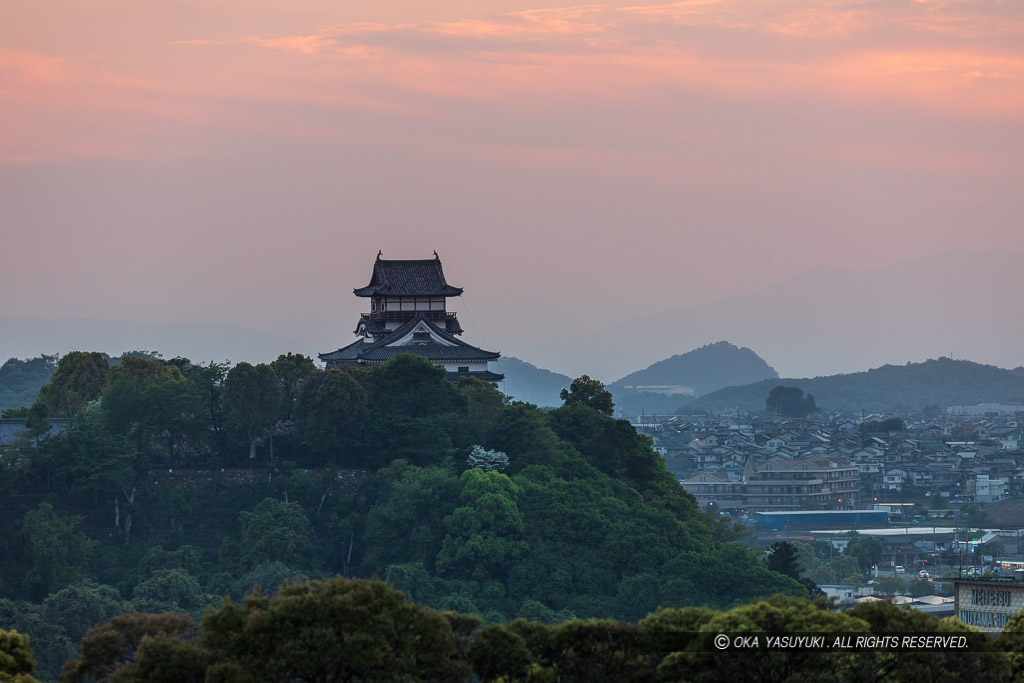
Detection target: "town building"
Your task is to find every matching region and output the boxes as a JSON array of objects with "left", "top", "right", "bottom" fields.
[
  {"left": 680, "top": 471, "right": 745, "bottom": 512},
  {"left": 319, "top": 252, "right": 503, "bottom": 382},
  {"left": 680, "top": 453, "right": 861, "bottom": 513},
  {"left": 754, "top": 509, "right": 888, "bottom": 530},
  {"left": 818, "top": 584, "right": 857, "bottom": 609},
  {"left": 954, "top": 576, "right": 1024, "bottom": 632},
  {"left": 0, "top": 418, "right": 69, "bottom": 447},
  {"left": 967, "top": 474, "right": 1009, "bottom": 503},
  {"left": 743, "top": 453, "right": 860, "bottom": 510}
]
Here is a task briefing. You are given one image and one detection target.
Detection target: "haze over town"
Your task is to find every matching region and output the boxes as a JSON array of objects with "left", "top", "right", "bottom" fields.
[{"left": 2, "top": 1, "right": 1023, "bottom": 379}]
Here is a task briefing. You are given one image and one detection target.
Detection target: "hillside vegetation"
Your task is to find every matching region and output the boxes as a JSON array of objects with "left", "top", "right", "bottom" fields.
[
  {"left": 0, "top": 351, "right": 801, "bottom": 681},
  {"left": 31, "top": 581, "right": 1008, "bottom": 683},
  {"left": 688, "top": 357, "right": 1024, "bottom": 413}
]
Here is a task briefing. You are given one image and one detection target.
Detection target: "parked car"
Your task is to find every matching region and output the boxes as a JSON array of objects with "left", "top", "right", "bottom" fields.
[
  {"left": 919, "top": 570, "right": 930, "bottom": 578},
  {"left": 895, "top": 566, "right": 905, "bottom": 574}
]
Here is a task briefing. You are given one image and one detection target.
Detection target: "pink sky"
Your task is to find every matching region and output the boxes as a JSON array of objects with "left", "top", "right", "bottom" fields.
[{"left": 2, "top": 1, "right": 1023, "bottom": 378}]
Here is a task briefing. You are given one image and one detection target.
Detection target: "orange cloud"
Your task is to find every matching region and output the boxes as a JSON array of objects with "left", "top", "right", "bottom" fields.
[
  {"left": 6, "top": 1, "right": 1023, "bottom": 167},
  {"left": 0, "top": 48, "right": 66, "bottom": 85},
  {"left": 241, "top": 34, "right": 337, "bottom": 55},
  {"left": 169, "top": 39, "right": 232, "bottom": 46},
  {"left": 763, "top": 8, "right": 875, "bottom": 37},
  {"left": 508, "top": 5, "right": 610, "bottom": 33},
  {"left": 618, "top": 0, "right": 730, "bottom": 20},
  {"left": 429, "top": 7, "right": 609, "bottom": 39},
  {"left": 827, "top": 50, "right": 1024, "bottom": 117}
]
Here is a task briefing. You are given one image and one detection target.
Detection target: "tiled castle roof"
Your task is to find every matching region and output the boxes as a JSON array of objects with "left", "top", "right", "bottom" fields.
[
  {"left": 320, "top": 314, "right": 500, "bottom": 365},
  {"left": 353, "top": 253, "right": 463, "bottom": 298}
]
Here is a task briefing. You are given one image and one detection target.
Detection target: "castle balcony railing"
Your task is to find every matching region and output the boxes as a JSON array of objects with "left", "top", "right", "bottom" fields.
[{"left": 368, "top": 311, "right": 457, "bottom": 321}]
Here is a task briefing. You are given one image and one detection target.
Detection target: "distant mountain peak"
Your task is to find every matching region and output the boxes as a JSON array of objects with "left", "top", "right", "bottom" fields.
[
  {"left": 610, "top": 341, "right": 778, "bottom": 396},
  {"left": 492, "top": 355, "right": 573, "bottom": 408}
]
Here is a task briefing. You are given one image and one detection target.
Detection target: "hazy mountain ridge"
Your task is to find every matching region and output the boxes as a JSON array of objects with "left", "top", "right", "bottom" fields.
[
  {"left": 609, "top": 341, "right": 779, "bottom": 395},
  {"left": 7, "top": 251, "right": 1023, "bottom": 386},
  {"left": 493, "top": 356, "right": 573, "bottom": 407},
  {"left": 688, "top": 357, "right": 1024, "bottom": 413},
  {"left": 514, "top": 250, "right": 1024, "bottom": 381},
  {"left": 496, "top": 343, "right": 780, "bottom": 417},
  {"left": 605, "top": 341, "right": 780, "bottom": 416},
  {"left": 496, "top": 343, "right": 779, "bottom": 412}
]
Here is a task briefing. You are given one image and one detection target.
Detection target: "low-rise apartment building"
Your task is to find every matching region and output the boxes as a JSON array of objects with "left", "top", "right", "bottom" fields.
[{"left": 681, "top": 453, "right": 860, "bottom": 512}]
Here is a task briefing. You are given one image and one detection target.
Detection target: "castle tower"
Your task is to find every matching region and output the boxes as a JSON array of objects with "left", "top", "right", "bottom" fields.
[{"left": 319, "top": 252, "right": 504, "bottom": 381}]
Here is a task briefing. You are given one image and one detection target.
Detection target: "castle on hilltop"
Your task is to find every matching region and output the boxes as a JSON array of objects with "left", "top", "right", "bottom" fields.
[{"left": 319, "top": 252, "right": 503, "bottom": 382}]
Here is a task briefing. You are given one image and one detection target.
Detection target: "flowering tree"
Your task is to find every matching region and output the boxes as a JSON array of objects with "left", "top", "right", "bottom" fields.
[{"left": 466, "top": 445, "right": 509, "bottom": 472}]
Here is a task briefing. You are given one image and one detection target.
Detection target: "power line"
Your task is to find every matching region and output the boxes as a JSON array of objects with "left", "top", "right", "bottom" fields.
[{"left": 457, "top": 294, "right": 490, "bottom": 350}]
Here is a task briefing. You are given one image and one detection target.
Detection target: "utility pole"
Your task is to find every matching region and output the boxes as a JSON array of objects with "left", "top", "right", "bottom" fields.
[{"left": 958, "top": 523, "right": 963, "bottom": 578}]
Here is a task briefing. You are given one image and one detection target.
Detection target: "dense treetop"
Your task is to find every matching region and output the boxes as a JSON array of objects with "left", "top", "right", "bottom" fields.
[{"left": 34, "top": 578, "right": 1013, "bottom": 683}]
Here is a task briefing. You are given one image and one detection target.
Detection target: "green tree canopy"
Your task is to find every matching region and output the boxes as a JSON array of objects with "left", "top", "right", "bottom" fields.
[
  {"left": 362, "top": 462, "right": 460, "bottom": 573},
  {"left": 859, "top": 418, "right": 904, "bottom": 437},
  {"left": 35, "top": 403, "right": 135, "bottom": 499},
  {"left": 198, "top": 578, "right": 468, "bottom": 683},
  {"left": 19, "top": 503, "right": 96, "bottom": 601},
  {"left": 100, "top": 357, "right": 212, "bottom": 462},
  {"left": 295, "top": 367, "right": 369, "bottom": 459},
  {"left": 223, "top": 362, "right": 283, "bottom": 460},
  {"left": 0, "top": 600, "right": 75, "bottom": 683},
  {"left": 844, "top": 535, "right": 884, "bottom": 573},
  {"left": 437, "top": 469, "right": 529, "bottom": 581},
  {"left": 765, "top": 385, "right": 817, "bottom": 417},
  {"left": 40, "top": 582, "right": 126, "bottom": 647},
  {"left": 559, "top": 375, "right": 614, "bottom": 415},
  {"left": 549, "top": 402, "right": 675, "bottom": 500},
  {"left": 34, "top": 352, "right": 110, "bottom": 419},
  {"left": 237, "top": 498, "right": 313, "bottom": 571},
  {"left": 375, "top": 354, "right": 465, "bottom": 419},
  {"left": 131, "top": 569, "right": 203, "bottom": 613},
  {"left": 765, "top": 542, "right": 802, "bottom": 580},
  {"left": 270, "top": 352, "right": 317, "bottom": 420},
  {"left": 164, "top": 357, "right": 228, "bottom": 452},
  {"left": 658, "top": 595, "right": 870, "bottom": 683}
]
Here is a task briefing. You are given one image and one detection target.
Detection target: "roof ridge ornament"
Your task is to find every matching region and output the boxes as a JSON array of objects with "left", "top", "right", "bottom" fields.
[
  {"left": 433, "top": 250, "right": 439, "bottom": 259},
  {"left": 377, "top": 250, "right": 383, "bottom": 260}
]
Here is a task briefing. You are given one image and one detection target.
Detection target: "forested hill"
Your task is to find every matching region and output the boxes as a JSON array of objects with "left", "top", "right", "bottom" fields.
[
  {"left": 608, "top": 341, "right": 778, "bottom": 416},
  {"left": 0, "top": 355, "right": 57, "bottom": 413},
  {"left": 688, "top": 357, "right": 1024, "bottom": 413},
  {"left": 611, "top": 342, "right": 778, "bottom": 395},
  {"left": 0, "top": 351, "right": 803, "bottom": 681}
]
